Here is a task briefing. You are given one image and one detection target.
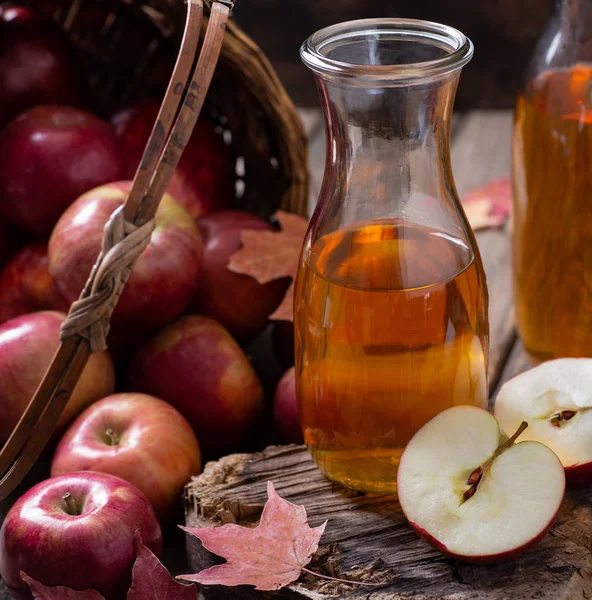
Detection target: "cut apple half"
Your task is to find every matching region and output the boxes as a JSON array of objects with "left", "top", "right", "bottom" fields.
[
  {"left": 494, "top": 358, "right": 592, "bottom": 484},
  {"left": 397, "top": 406, "right": 565, "bottom": 563}
]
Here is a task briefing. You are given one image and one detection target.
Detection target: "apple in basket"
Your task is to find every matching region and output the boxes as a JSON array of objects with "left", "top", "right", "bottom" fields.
[
  {"left": 0, "top": 311, "right": 115, "bottom": 447},
  {"left": 127, "top": 315, "right": 264, "bottom": 457},
  {"left": 48, "top": 181, "right": 204, "bottom": 331},
  {"left": 0, "top": 242, "right": 68, "bottom": 325},
  {"left": 192, "top": 210, "right": 290, "bottom": 341},
  {"left": 0, "top": 5, "right": 86, "bottom": 128},
  {"left": 52, "top": 393, "right": 202, "bottom": 520},
  {"left": 0, "top": 106, "right": 124, "bottom": 234},
  {"left": 0, "top": 472, "right": 162, "bottom": 600},
  {"left": 111, "top": 97, "right": 233, "bottom": 219}
]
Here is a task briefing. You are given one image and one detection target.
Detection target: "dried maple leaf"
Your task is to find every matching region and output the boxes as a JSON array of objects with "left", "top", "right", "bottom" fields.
[
  {"left": 21, "top": 572, "right": 105, "bottom": 600},
  {"left": 128, "top": 532, "right": 198, "bottom": 600},
  {"left": 20, "top": 533, "right": 196, "bottom": 600},
  {"left": 462, "top": 177, "right": 512, "bottom": 231},
  {"left": 228, "top": 210, "right": 308, "bottom": 322},
  {"left": 179, "top": 481, "right": 327, "bottom": 591}
]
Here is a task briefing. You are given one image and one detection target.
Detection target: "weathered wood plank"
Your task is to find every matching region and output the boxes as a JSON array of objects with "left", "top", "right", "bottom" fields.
[
  {"left": 451, "top": 111, "right": 515, "bottom": 392},
  {"left": 185, "top": 445, "right": 592, "bottom": 600}
]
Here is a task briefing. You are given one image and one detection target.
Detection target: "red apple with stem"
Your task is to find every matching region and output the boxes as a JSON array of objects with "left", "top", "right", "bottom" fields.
[
  {"left": 0, "top": 311, "right": 116, "bottom": 446},
  {"left": 397, "top": 406, "right": 565, "bottom": 563},
  {"left": 51, "top": 393, "right": 202, "bottom": 520},
  {"left": 0, "top": 242, "right": 67, "bottom": 325},
  {"left": 0, "top": 5, "right": 86, "bottom": 128},
  {"left": 0, "top": 472, "right": 162, "bottom": 600},
  {"left": 111, "top": 98, "right": 233, "bottom": 219},
  {"left": 49, "top": 181, "right": 204, "bottom": 330},
  {"left": 0, "top": 106, "right": 124, "bottom": 234},
  {"left": 127, "top": 315, "right": 264, "bottom": 457},
  {"left": 192, "top": 210, "right": 290, "bottom": 341}
]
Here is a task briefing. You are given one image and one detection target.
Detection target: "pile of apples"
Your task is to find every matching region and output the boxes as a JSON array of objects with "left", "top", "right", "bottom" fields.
[{"left": 0, "top": 5, "right": 301, "bottom": 597}]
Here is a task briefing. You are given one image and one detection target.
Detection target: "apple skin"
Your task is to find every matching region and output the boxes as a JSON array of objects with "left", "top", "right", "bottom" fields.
[
  {"left": 0, "top": 106, "right": 124, "bottom": 234},
  {"left": 0, "top": 471, "right": 162, "bottom": 600},
  {"left": 127, "top": 315, "right": 264, "bottom": 457},
  {"left": 51, "top": 393, "right": 202, "bottom": 520},
  {"left": 0, "top": 6, "right": 86, "bottom": 128},
  {"left": 0, "top": 311, "right": 116, "bottom": 446},
  {"left": 192, "top": 210, "right": 290, "bottom": 341},
  {"left": 273, "top": 367, "right": 303, "bottom": 444},
  {"left": 0, "top": 242, "right": 68, "bottom": 325},
  {"left": 49, "top": 181, "right": 204, "bottom": 330},
  {"left": 111, "top": 98, "right": 233, "bottom": 219},
  {"left": 565, "top": 462, "right": 592, "bottom": 485},
  {"left": 408, "top": 511, "right": 561, "bottom": 565}
]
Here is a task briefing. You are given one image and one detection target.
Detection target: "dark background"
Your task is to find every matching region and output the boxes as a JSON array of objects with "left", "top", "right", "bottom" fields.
[{"left": 233, "top": 0, "right": 553, "bottom": 109}]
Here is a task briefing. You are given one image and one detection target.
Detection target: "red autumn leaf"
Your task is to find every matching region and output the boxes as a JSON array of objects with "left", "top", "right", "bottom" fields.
[
  {"left": 179, "top": 481, "right": 327, "bottom": 591},
  {"left": 462, "top": 177, "right": 512, "bottom": 231},
  {"left": 128, "top": 532, "right": 198, "bottom": 600},
  {"left": 228, "top": 210, "right": 309, "bottom": 323},
  {"left": 21, "top": 572, "right": 105, "bottom": 600}
]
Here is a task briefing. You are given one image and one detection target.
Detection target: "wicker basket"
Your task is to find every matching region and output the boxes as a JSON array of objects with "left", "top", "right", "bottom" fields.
[{"left": 25, "top": 0, "right": 310, "bottom": 219}]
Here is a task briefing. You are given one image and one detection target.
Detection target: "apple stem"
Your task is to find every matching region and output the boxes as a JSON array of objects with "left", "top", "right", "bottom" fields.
[
  {"left": 63, "top": 493, "right": 79, "bottom": 515},
  {"left": 463, "top": 421, "right": 528, "bottom": 503},
  {"left": 105, "top": 428, "right": 120, "bottom": 446}
]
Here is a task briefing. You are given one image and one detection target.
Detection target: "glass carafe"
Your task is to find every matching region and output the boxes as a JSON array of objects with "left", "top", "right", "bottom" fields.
[
  {"left": 295, "top": 19, "right": 489, "bottom": 493},
  {"left": 512, "top": 0, "right": 592, "bottom": 361}
]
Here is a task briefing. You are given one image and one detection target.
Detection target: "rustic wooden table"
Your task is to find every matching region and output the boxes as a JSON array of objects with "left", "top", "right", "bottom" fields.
[{"left": 2, "top": 109, "right": 590, "bottom": 599}]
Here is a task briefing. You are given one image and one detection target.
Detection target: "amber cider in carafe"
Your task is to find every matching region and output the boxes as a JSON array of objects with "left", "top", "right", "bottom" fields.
[
  {"left": 513, "top": 65, "right": 592, "bottom": 359},
  {"left": 294, "top": 220, "right": 488, "bottom": 492}
]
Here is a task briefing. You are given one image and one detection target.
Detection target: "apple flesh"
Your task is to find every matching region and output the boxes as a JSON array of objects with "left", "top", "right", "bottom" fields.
[
  {"left": 0, "top": 471, "right": 162, "bottom": 600},
  {"left": 0, "top": 242, "right": 67, "bottom": 325},
  {"left": 49, "top": 181, "right": 204, "bottom": 330},
  {"left": 397, "top": 405, "right": 565, "bottom": 563},
  {"left": 111, "top": 98, "right": 233, "bottom": 219},
  {"left": 0, "top": 311, "right": 115, "bottom": 446},
  {"left": 0, "top": 6, "right": 85, "bottom": 127},
  {"left": 494, "top": 358, "right": 592, "bottom": 484},
  {"left": 51, "top": 393, "right": 202, "bottom": 520},
  {"left": 0, "top": 106, "right": 124, "bottom": 234},
  {"left": 127, "top": 315, "right": 264, "bottom": 457},
  {"left": 192, "top": 210, "right": 290, "bottom": 341},
  {"left": 273, "top": 367, "right": 303, "bottom": 444}
]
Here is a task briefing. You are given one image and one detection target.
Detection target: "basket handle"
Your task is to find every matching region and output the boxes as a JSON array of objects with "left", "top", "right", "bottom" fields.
[{"left": 0, "top": 0, "right": 234, "bottom": 501}]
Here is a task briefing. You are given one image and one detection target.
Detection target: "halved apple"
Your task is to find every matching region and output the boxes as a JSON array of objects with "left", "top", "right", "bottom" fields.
[
  {"left": 494, "top": 358, "right": 592, "bottom": 484},
  {"left": 397, "top": 406, "right": 565, "bottom": 563}
]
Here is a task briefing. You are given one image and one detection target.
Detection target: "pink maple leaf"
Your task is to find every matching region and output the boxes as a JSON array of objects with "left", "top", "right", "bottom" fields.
[
  {"left": 179, "top": 481, "right": 327, "bottom": 591},
  {"left": 462, "top": 177, "right": 512, "bottom": 230}
]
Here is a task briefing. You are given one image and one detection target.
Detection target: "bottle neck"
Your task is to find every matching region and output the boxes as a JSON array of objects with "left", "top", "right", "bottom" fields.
[
  {"left": 557, "top": 0, "right": 592, "bottom": 29},
  {"left": 317, "top": 73, "right": 460, "bottom": 225}
]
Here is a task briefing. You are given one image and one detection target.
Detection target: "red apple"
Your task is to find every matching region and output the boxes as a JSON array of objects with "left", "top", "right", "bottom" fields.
[
  {"left": 0, "top": 5, "right": 86, "bottom": 128},
  {"left": 397, "top": 406, "right": 565, "bottom": 563},
  {"left": 51, "top": 393, "right": 202, "bottom": 520},
  {"left": 111, "top": 98, "right": 233, "bottom": 219},
  {"left": 0, "top": 311, "right": 116, "bottom": 446},
  {"left": 0, "top": 106, "right": 124, "bottom": 234},
  {"left": 127, "top": 315, "right": 264, "bottom": 457},
  {"left": 49, "top": 181, "right": 204, "bottom": 330},
  {"left": 0, "top": 214, "right": 29, "bottom": 271},
  {"left": 0, "top": 242, "right": 68, "bottom": 324},
  {"left": 494, "top": 358, "right": 592, "bottom": 485},
  {"left": 273, "top": 367, "right": 302, "bottom": 444},
  {"left": 192, "top": 210, "right": 290, "bottom": 341},
  {"left": 0, "top": 471, "right": 162, "bottom": 600}
]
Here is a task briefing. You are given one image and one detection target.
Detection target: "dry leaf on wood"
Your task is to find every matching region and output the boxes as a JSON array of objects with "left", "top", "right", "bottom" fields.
[
  {"left": 228, "top": 210, "right": 308, "bottom": 322},
  {"left": 462, "top": 177, "right": 512, "bottom": 231},
  {"left": 21, "top": 572, "right": 105, "bottom": 600},
  {"left": 179, "top": 481, "right": 327, "bottom": 591}
]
